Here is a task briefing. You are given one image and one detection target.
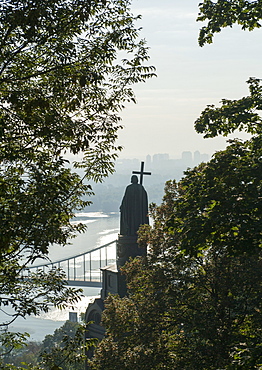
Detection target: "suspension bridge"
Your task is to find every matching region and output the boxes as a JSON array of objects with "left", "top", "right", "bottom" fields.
[{"left": 25, "top": 240, "right": 117, "bottom": 287}]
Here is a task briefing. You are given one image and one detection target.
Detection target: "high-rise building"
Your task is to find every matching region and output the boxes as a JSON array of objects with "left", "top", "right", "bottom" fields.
[
  {"left": 182, "top": 151, "right": 192, "bottom": 165},
  {"left": 194, "top": 150, "right": 200, "bottom": 164},
  {"left": 146, "top": 154, "right": 151, "bottom": 168}
]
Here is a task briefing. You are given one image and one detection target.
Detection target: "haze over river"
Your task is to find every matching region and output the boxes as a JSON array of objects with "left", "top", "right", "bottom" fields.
[
  {"left": 2, "top": 212, "right": 120, "bottom": 342},
  {"left": 48, "top": 211, "right": 119, "bottom": 260}
]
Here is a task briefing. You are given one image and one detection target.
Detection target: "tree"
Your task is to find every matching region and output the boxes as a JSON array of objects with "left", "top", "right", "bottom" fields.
[
  {"left": 2, "top": 341, "right": 42, "bottom": 368},
  {"left": 167, "top": 137, "right": 262, "bottom": 257},
  {"left": 1, "top": 320, "right": 96, "bottom": 369},
  {"left": 91, "top": 170, "right": 262, "bottom": 369},
  {"left": 39, "top": 320, "right": 95, "bottom": 370},
  {"left": 90, "top": 3, "right": 262, "bottom": 368},
  {"left": 196, "top": 1, "right": 262, "bottom": 143},
  {"left": 0, "top": 0, "right": 155, "bottom": 361},
  {"left": 197, "top": 0, "right": 262, "bottom": 46}
]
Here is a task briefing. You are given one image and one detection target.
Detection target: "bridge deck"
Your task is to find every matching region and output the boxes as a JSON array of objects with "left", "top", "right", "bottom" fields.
[{"left": 25, "top": 240, "right": 117, "bottom": 287}]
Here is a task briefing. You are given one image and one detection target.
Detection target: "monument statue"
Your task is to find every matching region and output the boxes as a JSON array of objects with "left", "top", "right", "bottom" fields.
[
  {"left": 86, "top": 162, "right": 151, "bottom": 348},
  {"left": 120, "top": 174, "right": 149, "bottom": 236}
]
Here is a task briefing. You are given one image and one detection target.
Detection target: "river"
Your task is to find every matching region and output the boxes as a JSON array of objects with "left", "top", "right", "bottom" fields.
[
  {"left": 49, "top": 211, "right": 120, "bottom": 260},
  {"left": 2, "top": 212, "right": 120, "bottom": 342}
]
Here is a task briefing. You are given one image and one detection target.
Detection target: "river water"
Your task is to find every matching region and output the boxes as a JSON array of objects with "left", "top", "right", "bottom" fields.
[
  {"left": 49, "top": 211, "right": 120, "bottom": 260},
  {"left": 2, "top": 212, "right": 120, "bottom": 342}
]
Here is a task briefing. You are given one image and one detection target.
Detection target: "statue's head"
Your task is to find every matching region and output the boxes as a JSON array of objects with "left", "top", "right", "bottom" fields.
[{"left": 131, "top": 175, "right": 138, "bottom": 184}]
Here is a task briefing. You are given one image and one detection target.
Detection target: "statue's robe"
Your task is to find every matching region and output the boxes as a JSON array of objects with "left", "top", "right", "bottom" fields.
[{"left": 120, "top": 183, "right": 149, "bottom": 236}]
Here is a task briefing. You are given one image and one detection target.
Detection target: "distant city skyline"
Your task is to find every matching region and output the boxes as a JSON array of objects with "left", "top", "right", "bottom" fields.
[
  {"left": 116, "top": 150, "right": 211, "bottom": 165},
  {"left": 89, "top": 150, "right": 211, "bottom": 210},
  {"left": 116, "top": 150, "right": 210, "bottom": 174}
]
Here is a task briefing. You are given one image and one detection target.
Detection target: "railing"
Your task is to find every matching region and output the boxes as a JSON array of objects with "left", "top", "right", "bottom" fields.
[{"left": 25, "top": 240, "right": 117, "bottom": 287}]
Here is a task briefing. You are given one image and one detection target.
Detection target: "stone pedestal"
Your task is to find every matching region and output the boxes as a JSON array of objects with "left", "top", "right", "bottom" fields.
[
  {"left": 101, "top": 234, "right": 147, "bottom": 299},
  {"left": 117, "top": 234, "right": 146, "bottom": 268},
  {"left": 85, "top": 233, "right": 147, "bottom": 352},
  {"left": 100, "top": 263, "right": 126, "bottom": 299},
  {"left": 85, "top": 298, "right": 105, "bottom": 340},
  {"left": 114, "top": 234, "right": 147, "bottom": 297},
  {"left": 84, "top": 298, "right": 105, "bottom": 368}
]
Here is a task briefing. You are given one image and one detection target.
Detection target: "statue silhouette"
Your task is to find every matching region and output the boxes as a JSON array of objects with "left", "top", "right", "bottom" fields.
[{"left": 120, "top": 175, "right": 149, "bottom": 236}]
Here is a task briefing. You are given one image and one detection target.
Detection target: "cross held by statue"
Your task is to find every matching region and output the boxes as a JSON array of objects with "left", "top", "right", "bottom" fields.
[{"left": 132, "top": 161, "right": 151, "bottom": 185}]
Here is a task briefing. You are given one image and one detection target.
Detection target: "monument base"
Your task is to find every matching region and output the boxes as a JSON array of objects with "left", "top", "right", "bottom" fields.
[
  {"left": 100, "top": 234, "right": 147, "bottom": 299},
  {"left": 100, "top": 263, "right": 126, "bottom": 299},
  {"left": 85, "top": 233, "right": 147, "bottom": 350},
  {"left": 85, "top": 298, "right": 105, "bottom": 366},
  {"left": 116, "top": 234, "right": 146, "bottom": 268}
]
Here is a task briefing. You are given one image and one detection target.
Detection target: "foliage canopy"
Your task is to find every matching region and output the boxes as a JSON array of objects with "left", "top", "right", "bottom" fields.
[
  {"left": 0, "top": 0, "right": 155, "bottom": 360},
  {"left": 198, "top": 0, "right": 262, "bottom": 46},
  {"left": 90, "top": 2, "right": 262, "bottom": 369},
  {"left": 91, "top": 138, "right": 262, "bottom": 368}
]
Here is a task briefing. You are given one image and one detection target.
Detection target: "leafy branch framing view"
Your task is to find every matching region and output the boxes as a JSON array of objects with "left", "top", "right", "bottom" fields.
[
  {"left": 1, "top": 0, "right": 262, "bottom": 369},
  {"left": 0, "top": 0, "right": 155, "bottom": 365}
]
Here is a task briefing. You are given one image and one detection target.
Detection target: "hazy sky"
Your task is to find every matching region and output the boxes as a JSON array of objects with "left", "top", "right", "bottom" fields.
[{"left": 116, "top": 0, "right": 261, "bottom": 160}]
